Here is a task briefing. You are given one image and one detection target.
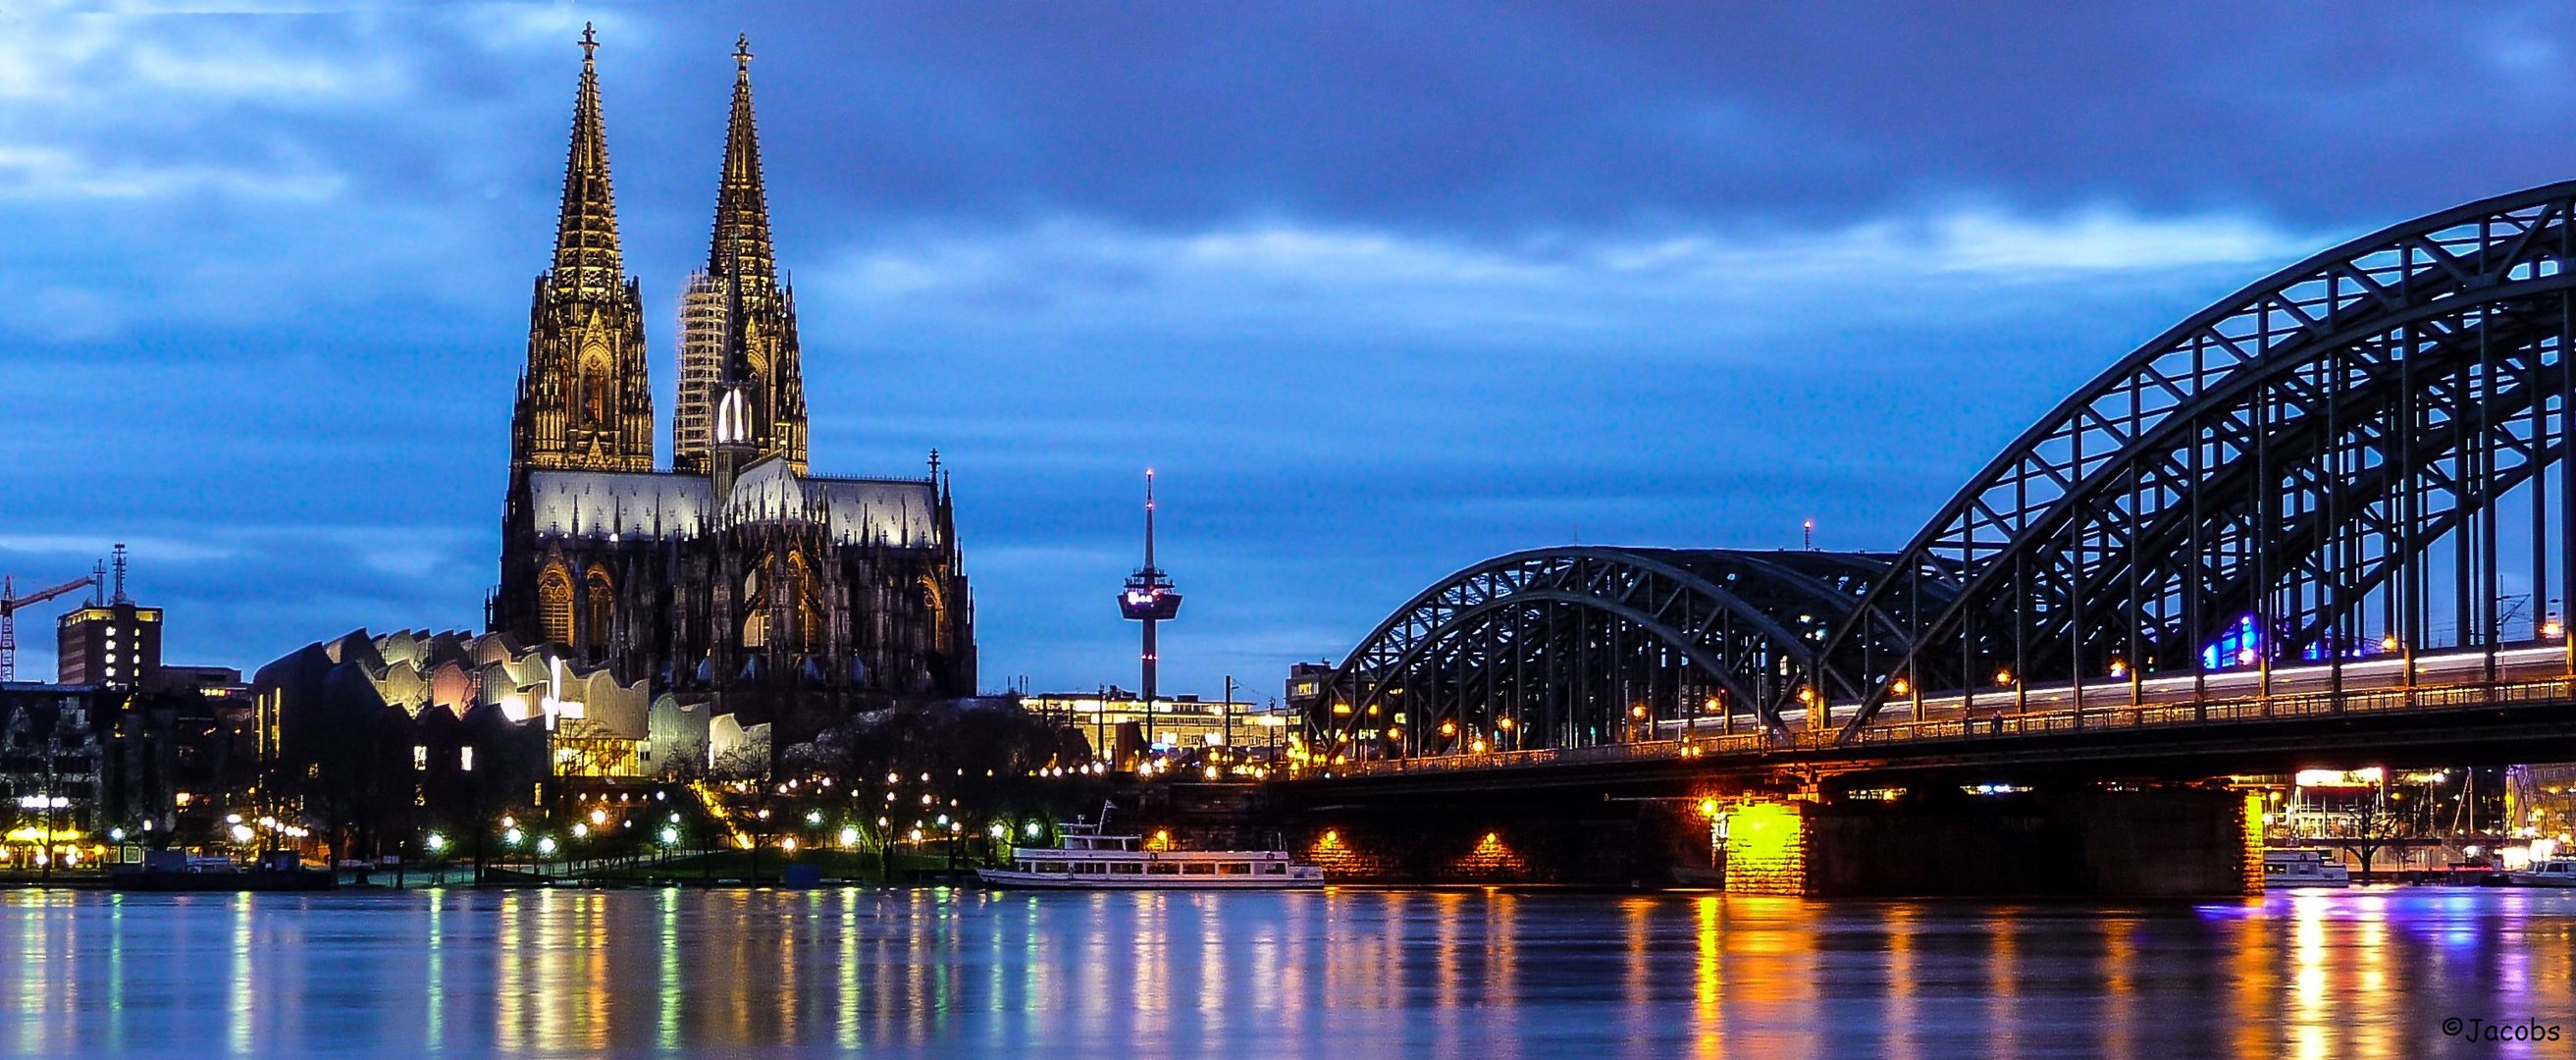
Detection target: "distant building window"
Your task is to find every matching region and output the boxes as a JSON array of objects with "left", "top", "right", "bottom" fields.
[
  {"left": 413, "top": 746, "right": 428, "bottom": 770},
  {"left": 459, "top": 747, "right": 475, "bottom": 772}
]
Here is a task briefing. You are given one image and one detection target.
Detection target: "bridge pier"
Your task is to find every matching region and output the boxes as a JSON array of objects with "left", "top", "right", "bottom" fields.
[
  {"left": 1255, "top": 781, "right": 2259, "bottom": 895},
  {"left": 1722, "top": 786, "right": 2261, "bottom": 897}
]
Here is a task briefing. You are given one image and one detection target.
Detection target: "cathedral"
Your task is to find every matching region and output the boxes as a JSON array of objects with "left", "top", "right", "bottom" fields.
[{"left": 491, "top": 30, "right": 976, "bottom": 723}]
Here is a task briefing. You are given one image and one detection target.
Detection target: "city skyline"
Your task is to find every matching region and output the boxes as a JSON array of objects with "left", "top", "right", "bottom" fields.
[{"left": 6, "top": 5, "right": 2573, "bottom": 694}]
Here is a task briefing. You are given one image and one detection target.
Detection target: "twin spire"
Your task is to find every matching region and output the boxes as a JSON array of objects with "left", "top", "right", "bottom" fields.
[
  {"left": 550, "top": 23, "right": 622, "bottom": 299},
  {"left": 533, "top": 24, "right": 800, "bottom": 477},
  {"left": 553, "top": 25, "right": 778, "bottom": 295},
  {"left": 710, "top": 34, "right": 778, "bottom": 287}
]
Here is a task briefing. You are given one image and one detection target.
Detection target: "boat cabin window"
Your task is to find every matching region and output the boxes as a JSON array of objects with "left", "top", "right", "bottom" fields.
[{"left": 1183, "top": 863, "right": 1216, "bottom": 874}]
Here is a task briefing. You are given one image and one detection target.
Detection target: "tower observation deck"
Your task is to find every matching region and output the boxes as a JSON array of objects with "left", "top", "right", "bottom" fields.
[{"left": 1120, "top": 470, "right": 1182, "bottom": 745}]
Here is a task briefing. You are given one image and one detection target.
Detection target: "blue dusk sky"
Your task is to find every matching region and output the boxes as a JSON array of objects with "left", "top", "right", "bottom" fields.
[{"left": 4, "top": 3, "right": 2573, "bottom": 698}]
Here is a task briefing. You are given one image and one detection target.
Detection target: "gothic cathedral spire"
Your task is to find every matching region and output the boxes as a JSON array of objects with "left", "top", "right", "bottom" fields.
[
  {"left": 678, "top": 34, "right": 808, "bottom": 476},
  {"left": 711, "top": 35, "right": 777, "bottom": 285},
  {"left": 513, "top": 23, "right": 655, "bottom": 474}
]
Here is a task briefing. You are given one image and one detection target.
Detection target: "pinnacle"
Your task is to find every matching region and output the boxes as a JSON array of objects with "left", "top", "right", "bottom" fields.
[
  {"left": 709, "top": 38, "right": 775, "bottom": 283},
  {"left": 552, "top": 26, "right": 623, "bottom": 298}
]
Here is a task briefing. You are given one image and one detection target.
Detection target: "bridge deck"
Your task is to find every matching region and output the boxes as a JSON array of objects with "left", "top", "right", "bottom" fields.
[{"left": 1297, "top": 646, "right": 2576, "bottom": 783}]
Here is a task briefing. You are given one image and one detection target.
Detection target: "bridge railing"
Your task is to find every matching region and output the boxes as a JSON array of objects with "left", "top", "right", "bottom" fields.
[{"left": 1306, "top": 675, "right": 2576, "bottom": 778}]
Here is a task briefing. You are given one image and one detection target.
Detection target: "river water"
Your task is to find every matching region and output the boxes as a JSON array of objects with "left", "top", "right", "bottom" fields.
[{"left": 0, "top": 885, "right": 2568, "bottom": 1057}]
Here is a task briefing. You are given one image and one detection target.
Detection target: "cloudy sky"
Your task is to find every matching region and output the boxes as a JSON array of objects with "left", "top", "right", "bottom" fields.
[{"left": 3, "top": 2, "right": 2571, "bottom": 698}]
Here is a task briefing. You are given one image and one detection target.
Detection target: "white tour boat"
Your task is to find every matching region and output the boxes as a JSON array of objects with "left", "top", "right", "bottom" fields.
[
  {"left": 2502, "top": 858, "right": 2576, "bottom": 887},
  {"left": 977, "top": 805, "right": 1325, "bottom": 890},
  {"left": 2262, "top": 849, "right": 2351, "bottom": 887}
]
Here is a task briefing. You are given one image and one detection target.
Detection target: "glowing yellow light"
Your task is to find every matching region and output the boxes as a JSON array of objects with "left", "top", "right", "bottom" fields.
[
  {"left": 780, "top": 837, "right": 797, "bottom": 853},
  {"left": 1439, "top": 720, "right": 1457, "bottom": 737},
  {"left": 589, "top": 809, "right": 606, "bottom": 825},
  {"left": 1796, "top": 687, "right": 1816, "bottom": 705},
  {"left": 1630, "top": 704, "right": 1649, "bottom": 719},
  {"left": 1697, "top": 798, "right": 1720, "bottom": 819},
  {"left": 1889, "top": 678, "right": 1911, "bottom": 697},
  {"left": 1994, "top": 668, "right": 2015, "bottom": 687},
  {"left": 2107, "top": 659, "right": 2129, "bottom": 678},
  {"left": 2381, "top": 633, "right": 2400, "bottom": 652},
  {"left": 1470, "top": 739, "right": 1488, "bottom": 754},
  {"left": 1727, "top": 803, "right": 1801, "bottom": 867},
  {"left": 1498, "top": 717, "right": 1515, "bottom": 730}
]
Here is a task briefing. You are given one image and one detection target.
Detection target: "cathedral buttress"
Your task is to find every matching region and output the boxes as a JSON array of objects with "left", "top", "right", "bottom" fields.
[{"left": 512, "top": 24, "right": 654, "bottom": 474}]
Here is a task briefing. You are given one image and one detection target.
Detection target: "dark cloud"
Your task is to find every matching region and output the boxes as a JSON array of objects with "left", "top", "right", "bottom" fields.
[{"left": 5, "top": 3, "right": 2572, "bottom": 692}]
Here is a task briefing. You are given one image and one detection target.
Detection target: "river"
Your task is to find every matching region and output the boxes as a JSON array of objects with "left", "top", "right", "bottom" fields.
[{"left": 0, "top": 885, "right": 2566, "bottom": 1057}]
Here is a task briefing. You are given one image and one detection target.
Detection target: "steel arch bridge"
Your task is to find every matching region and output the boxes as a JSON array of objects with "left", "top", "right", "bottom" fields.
[{"left": 1305, "top": 181, "right": 2576, "bottom": 765}]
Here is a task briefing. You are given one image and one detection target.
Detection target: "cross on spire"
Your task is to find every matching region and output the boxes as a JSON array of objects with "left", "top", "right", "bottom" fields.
[
  {"left": 580, "top": 22, "right": 599, "bottom": 63},
  {"left": 735, "top": 33, "right": 753, "bottom": 70}
]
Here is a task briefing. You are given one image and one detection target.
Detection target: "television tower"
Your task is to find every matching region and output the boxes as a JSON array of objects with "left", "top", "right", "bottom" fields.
[{"left": 1118, "top": 469, "right": 1182, "bottom": 746}]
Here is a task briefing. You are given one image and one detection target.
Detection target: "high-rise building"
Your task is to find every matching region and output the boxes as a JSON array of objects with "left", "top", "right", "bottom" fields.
[
  {"left": 57, "top": 550, "right": 161, "bottom": 689},
  {"left": 491, "top": 29, "right": 974, "bottom": 727},
  {"left": 56, "top": 601, "right": 162, "bottom": 689}
]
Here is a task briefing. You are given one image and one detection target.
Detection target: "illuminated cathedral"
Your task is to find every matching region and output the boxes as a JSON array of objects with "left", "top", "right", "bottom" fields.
[{"left": 491, "top": 30, "right": 976, "bottom": 721}]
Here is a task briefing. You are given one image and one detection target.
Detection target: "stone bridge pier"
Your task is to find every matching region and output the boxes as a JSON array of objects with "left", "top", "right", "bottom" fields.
[{"left": 1233, "top": 781, "right": 2261, "bottom": 896}]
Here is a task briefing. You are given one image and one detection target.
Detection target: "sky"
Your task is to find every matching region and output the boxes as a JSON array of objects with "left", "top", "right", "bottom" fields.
[{"left": 4, "top": 2, "right": 2575, "bottom": 699}]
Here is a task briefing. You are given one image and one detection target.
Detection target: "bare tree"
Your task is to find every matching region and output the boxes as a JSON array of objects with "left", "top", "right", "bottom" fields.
[{"left": 2348, "top": 786, "right": 2410, "bottom": 880}]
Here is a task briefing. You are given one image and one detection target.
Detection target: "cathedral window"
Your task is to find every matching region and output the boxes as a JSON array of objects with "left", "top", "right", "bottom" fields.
[
  {"left": 539, "top": 565, "right": 576, "bottom": 646},
  {"left": 580, "top": 349, "right": 610, "bottom": 424},
  {"left": 585, "top": 568, "right": 615, "bottom": 651}
]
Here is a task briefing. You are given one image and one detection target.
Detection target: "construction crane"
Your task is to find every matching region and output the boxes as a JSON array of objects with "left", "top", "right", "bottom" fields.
[{"left": 0, "top": 574, "right": 94, "bottom": 683}]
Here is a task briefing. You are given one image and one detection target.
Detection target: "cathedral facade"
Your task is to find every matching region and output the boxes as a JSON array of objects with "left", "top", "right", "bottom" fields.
[{"left": 492, "top": 32, "right": 975, "bottom": 719}]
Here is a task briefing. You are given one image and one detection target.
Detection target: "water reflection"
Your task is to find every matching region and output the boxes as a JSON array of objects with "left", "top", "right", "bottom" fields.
[{"left": 0, "top": 886, "right": 2569, "bottom": 1057}]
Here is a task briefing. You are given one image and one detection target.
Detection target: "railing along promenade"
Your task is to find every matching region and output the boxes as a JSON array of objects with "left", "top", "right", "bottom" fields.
[{"left": 1303, "top": 672, "right": 2576, "bottom": 779}]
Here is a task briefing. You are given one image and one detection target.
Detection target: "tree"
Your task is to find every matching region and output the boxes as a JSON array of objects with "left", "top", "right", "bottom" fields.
[{"left": 2348, "top": 785, "right": 2410, "bottom": 880}]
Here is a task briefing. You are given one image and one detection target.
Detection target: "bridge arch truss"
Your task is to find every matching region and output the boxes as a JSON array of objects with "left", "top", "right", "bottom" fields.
[
  {"left": 1825, "top": 181, "right": 2576, "bottom": 737},
  {"left": 1308, "top": 548, "right": 1934, "bottom": 759},
  {"left": 1305, "top": 181, "right": 2576, "bottom": 759}
]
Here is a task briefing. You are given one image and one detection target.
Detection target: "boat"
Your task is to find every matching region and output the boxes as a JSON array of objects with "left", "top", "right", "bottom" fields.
[
  {"left": 107, "top": 850, "right": 335, "bottom": 892},
  {"left": 2502, "top": 857, "right": 2576, "bottom": 887},
  {"left": 2262, "top": 849, "right": 2351, "bottom": 887},
  {"left": 977, "top": 804, "right": 1324, "bottom": 890}
]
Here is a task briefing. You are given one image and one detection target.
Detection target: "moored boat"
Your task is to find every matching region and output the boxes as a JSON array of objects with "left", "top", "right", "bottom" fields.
[
  {"left": 977, "top": 805, "right": 1324, "bottom": 890},
  {"left": 2262, "top": 848, "right": 2351, "bottom": 887},
  {"left": 2502, "top": 857, "right": 2576, "bottom": 887}
]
